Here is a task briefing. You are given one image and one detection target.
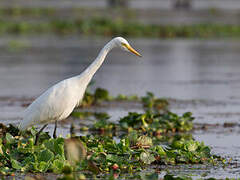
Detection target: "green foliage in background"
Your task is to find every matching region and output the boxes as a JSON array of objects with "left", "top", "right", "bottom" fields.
[{"left": 0, "top": 17, "right": 240, "bottom": 38}]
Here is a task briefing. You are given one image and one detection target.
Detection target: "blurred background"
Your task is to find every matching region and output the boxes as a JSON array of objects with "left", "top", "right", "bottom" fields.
[
  {"left": 1, "top": 1, "right": 240, "bottom": 124},
  {"left": 2, "top": 0, "right": 240, "bottom": 123},
  {"left": 1, "top": 0, "right": 240, "bottom": 100},
  {"left": 1, "top": 1, "right": 240, "bottom": 177}
]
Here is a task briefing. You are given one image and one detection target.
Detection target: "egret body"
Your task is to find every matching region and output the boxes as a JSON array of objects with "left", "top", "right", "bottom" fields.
[{"left": 19, "top": 37, "right": 141, "bottom": 137}]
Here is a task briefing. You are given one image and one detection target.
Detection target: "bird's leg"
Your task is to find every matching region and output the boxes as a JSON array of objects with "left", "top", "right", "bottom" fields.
[
  {"left": 53, "top": 120, "right": 57, "bottom": 139},
  {"left": 70, "top": 123, "right": 75, "bottom": 137},
  {"left": 35, "top": 124, "right": 48, "bottom": 145}
]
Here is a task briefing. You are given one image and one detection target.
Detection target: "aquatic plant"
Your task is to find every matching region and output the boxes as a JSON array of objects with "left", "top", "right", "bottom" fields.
[
  {"left": 119, "top": 111, "right": 194, "bottom": 133},
  {"left": 79, "top": 86, "right": 169, "bottom": 113},
  {"left": 0, "top": 129, "right": 68, "bottom": 175},
  {"left": 71, "top": 110, "right": 194, "bottom": 134},
  {"left": 80, "top": 88, "right": 111, "bottom": 107},
  {"left": 0, "top": 88, "right": 226, "bottom": 179},
  {"left": 0, "top": 122, "right": 222, "bottom": 177},
  {"left": 0, "top": 17, "right": 240, "bottom": 38},
  {"left": 141, "top": 92, "right": 169, "bottom": 112}
]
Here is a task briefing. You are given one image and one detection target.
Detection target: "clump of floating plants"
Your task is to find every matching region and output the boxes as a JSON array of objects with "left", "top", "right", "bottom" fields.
[
  {"left": 0, "top": 88, "right": 225, "bottom": 179},
  {"left": 80, "top": 86, "right": 168, "bottom": 112},
  {"left": 74, "top": 111, "right": 193, "bottom": 135},
  {"left": 1, "top": 16, "right": 240, "bottom": 39},
  {"left": 0, "top": 124, "right": 223, "bottom": 178},
  {"left": 73, "top": 87, "right": 190, "bottom": 134}
]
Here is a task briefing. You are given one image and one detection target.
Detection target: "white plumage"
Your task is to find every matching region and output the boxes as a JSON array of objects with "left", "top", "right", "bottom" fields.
[
  {"left": 19, "top": 77, "right": 86, "bottom": 129},
  {"left": 19, "top": 37, "right": 141, "bottom": 132}
]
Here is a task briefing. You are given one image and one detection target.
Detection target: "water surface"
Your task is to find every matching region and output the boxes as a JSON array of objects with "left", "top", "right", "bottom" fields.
[{"left": 0, "top": 36, "right": 239, "bottom": 178}]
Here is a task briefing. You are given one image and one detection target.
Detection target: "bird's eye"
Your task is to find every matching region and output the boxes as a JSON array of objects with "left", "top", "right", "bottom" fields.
[{"left": 121, "top": 43, "right": 127, "bottom": 48}]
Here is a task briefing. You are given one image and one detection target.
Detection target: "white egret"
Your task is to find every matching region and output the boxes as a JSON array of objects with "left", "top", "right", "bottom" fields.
[{"left": 18, "top": 37, "right": 141, "bottom": 142}]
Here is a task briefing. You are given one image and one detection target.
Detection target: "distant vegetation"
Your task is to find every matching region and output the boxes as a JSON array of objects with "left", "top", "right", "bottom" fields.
[
  {"left": 1, "top": 18, "right": 240, "bottom": 38},
  {"left": 0, "top": 6, "right": 239, "bottom": 38}
]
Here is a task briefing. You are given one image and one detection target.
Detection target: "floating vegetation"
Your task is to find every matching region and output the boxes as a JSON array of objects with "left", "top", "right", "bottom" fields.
[
  {"left": 119, "top": 111, "right": 194, "bottom": 133},
  {"left": 0, "top": 106, "right": 223, "bottom": 179},
  {"left": 141, "top": 92, "right": 169, "bottom": 113},
  {"left": 6, "top": 40, "right": 31, "bottom": 52},
  {"left": 71, "top": 111, "right": 194, "bottom": 134},
  {"left": 80, "top": 86, "right": 139, "bottom": 108},
  {"left": 0, "top": 88, "right": 227, "bottom": 179},
  {"left": 79, "top": 86, "right": 169, "bottom": 113},
  {"left": 0, "top": 17, "right": 240, "bottom": 38},
  {"left": 81, "top": 88, "right": 111, "bottom": 107},
  {"left": 73, "top": 87, "right": 191, "bottom": 134},
  {"left": 0, "top": 124, "right": 223, "bottom": 178},
  {"left": 0, "top": 7, "right": 56, "bottom": 17},
  {"left": 0, "top": 130, "right": 67, "bottom": 175},
  {"left": 71, "top": 111, "right": 110, "bottom": 121}
]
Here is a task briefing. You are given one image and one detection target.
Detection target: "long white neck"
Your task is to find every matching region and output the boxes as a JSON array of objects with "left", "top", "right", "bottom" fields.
[{"left": 78, "top": 39, "right": 116, "bottom": 83}]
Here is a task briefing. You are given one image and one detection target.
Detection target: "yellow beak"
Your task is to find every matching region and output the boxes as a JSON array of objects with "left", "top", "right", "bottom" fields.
[{"left": 123, "top": 44, "right": 142, "bottom": 57}]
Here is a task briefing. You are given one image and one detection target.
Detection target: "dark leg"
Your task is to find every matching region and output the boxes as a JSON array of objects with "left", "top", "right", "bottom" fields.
[
  {"left": 70, "top": 123, "right": 75, "bottom": 137},
  {"left": 35, "top": 124, "right": 48, "bottom": 145},
  {"left": 53, "top": 120, "right": 57, "bottom": 139}
]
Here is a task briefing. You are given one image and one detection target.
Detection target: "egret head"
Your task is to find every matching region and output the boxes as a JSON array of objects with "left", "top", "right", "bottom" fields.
[{"left": 114, "top": 37, "right": 142, "bottom": 57}]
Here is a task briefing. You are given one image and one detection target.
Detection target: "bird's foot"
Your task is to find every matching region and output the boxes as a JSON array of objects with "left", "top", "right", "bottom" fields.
[
  {"left": 53, "top": 121, "right": 57, "bottom": 139},
  {"left": 34, "top": 124, "right": 48, "bottom": 145}
]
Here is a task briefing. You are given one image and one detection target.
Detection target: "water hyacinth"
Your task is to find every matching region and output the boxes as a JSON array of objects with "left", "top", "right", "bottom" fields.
[
  {"left": 119, "top": 111, "right": 194, "bottom": 133},
  {"left": 0, "top": 123, "right": 222, "bottom": 177},
  {"left": 0, "top": 88, "right": 225, "bottom": 178}
]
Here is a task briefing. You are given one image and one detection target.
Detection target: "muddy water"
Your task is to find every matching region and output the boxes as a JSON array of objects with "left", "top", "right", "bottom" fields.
[{"left": 0, "top": 36, "right": 239, "bottom": 178}]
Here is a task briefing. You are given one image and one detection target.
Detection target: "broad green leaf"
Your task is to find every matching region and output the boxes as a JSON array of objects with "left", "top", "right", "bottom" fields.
[
  {"left": 136, "top": 136, "right": 152, "bottom": 147},
  {"left": 37, "top": 149, "right": 54, "bottom": 162},
  {"left": 33, "top": 161, "right": 49, "bottom": 172},
  {"left": 11, "top": 159, "right": 22, "bottom": 170},
  {"left": 184, "top": 141, "right": 198, "bottom": 152},
  {"left": 140, "top": 152, "right": 155, "bottom": 165},
  {"left": 5, "top": 133, "right": 15, "bottom": 144},
  {"left": 44, "top": 138, "right": 65, "bottom": 157},
  {"left": 154, "top": 145, "right": 166, "bottom": 156},
  {"left": 51, "top": 159, "right": 67, "bottom": 173}
]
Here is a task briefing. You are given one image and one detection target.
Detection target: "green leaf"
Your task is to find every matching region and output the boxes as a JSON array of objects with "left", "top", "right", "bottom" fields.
[
  {"left": 184, "top": 141, "right": 198, "bottom": 152},
  {"left": 37, "top": 149, "right": 54, "bottom": 162},
  {"left": 127, "top": 130, "right": 138, "bottom": 145},
  {"left": 172, "top": 140, "right": 184, "bottom": 149},
  {"left": 106, "top": 154, "right": 120, "bottom": 163},
  {"left": 5, "top": 133, "right": 15, "bottom": 144},
  {"left": 94, "top": 88, "right": 110, "bottom": 102},
  {"left": 136, "top": 135, "right": 152, "bottom": 147},
  {"left": 44, "top": 138, "right": 65, "bottom": 157},
  {"left": 154, "top": 145, "right": 166, "bottom": 156},
  {"left": 51, "top": 159, "right": 67, "bottom": 173},
  {"left": 140, "top": 151, "right": 155, "bottom": 165},
  {"left": 33, "top": 161, "right": 50, "bottom": 172},
  {"left": 11, "top": 159, "right": 22, "bottom": 170}
]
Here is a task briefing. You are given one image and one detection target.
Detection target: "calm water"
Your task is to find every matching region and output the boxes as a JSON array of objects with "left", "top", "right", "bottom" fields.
[
  {"left": 1, "top": 36, "right": 240, "bottom": 101},
  {"left": 1, "top": 36, "right": 240, "bottom": 123},
  {"left": 0, "top": 36, "right": 239, "bottom": 178}
]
